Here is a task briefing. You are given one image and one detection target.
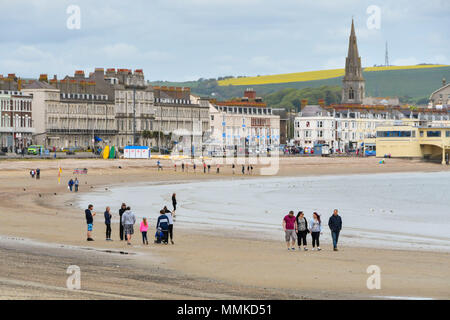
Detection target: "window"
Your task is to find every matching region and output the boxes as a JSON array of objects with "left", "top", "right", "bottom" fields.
[
  {"left": 349, "top": 87, "right": 354, "bottom": 100},
  {"left": 446, "top": 131, "right": 450, "bottom": 138},
  {"left": 317, "top": 121, "right": 323, "bottom": 128},
  {"left": 427, "top": 131, "right": 441, "bottom": 137}
]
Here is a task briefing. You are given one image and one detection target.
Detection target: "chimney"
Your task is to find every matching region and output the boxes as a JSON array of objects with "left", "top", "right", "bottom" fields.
[
  {"left": 74, "top": 70, "right": 85, "bottom": 79},
  {"left": 39, "top": 74, "right": 48, "bottom": 82},
  {"left": 244, "top": 88, "right": 256, "bottom": 100},
  {"left": 301, "top": 99, "right": 308, "bottom": 111}
]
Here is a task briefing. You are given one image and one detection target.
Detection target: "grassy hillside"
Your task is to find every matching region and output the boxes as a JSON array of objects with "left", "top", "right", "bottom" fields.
[
  {"left": 217, "top": 64, "right": 447, "bottom": 86},
  {"left": 149, "top": 65, "right": 450, "bottom": 106}
]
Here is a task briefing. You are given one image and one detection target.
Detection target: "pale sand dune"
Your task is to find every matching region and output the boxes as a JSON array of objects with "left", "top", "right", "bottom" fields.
[{"left": 0, "top": 157, "right": 449, "bottom": 299}]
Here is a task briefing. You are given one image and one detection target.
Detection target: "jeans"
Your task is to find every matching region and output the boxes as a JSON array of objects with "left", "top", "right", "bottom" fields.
[
  {"left": 297, "top": 230, "right": 307, "bottom": 246},
  {"left": 311, "top": 232, "right": 320, "bottom": 248},
  {"left": 142, "top": 231, "right": 148, "bottom": 244},
  {"left": 119, "top": 223, "right": 124, "bottom": 241},
  {"left": 331, "top": 231, "right": 340, "bottom": 249},
  {"left": 105, "top": 223, "right": 111, "bottom": 239},
  {"left": 162, "top": 230, "right": 169, "bottom": 243},
  {"left": 168, "top": 224, "right": 173, "bottom": 241}
]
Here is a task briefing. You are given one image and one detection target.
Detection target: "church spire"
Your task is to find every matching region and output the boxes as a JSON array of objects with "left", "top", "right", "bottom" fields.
[{"left": 342, "top": 18, "right": 365, "bottom": 104}]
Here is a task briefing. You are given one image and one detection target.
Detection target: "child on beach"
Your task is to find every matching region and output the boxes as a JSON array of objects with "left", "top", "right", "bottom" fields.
[{"left": 140, "top": 218, "right": 149, "bottom": 245}]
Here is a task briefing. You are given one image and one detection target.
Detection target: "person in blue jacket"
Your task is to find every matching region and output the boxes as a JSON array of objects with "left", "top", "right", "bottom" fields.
[
  {"left": 157, "top": 209, "right": 170, "bottom": 244},
  {"left": 328, "top": 209, "right": 343, "bottom": 251}
]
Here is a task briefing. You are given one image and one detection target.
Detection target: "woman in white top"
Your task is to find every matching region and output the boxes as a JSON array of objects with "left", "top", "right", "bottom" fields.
[{"left": 309, "top": 212, "right": 322, "bottom": 251}]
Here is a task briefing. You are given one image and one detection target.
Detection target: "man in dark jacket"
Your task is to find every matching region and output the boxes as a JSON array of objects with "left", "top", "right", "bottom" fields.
[
  {"left": 328, "top": 209, "right": 342, "bottom": 251},
  {"left": 118, "top": 203, "right": 127, "bottom": 241}
]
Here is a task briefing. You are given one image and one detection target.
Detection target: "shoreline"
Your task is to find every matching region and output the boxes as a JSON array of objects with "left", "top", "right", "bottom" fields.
[{"left": 0, "top": 157, "right": 449, "bottom": 299}]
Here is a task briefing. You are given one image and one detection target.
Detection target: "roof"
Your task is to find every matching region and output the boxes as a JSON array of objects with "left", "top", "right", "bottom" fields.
[
  {"left": 300, "top": 105, "right": 328, "bottom": 117},
  {"left": 429, "top": 83, "right": 450, "bottom": 99},
  {"left": 22, "top": 81, "right": 56, "bottom": 90}
]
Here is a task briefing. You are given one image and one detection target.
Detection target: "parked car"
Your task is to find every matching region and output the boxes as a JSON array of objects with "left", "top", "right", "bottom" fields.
[{"left": 27, "top": 145, "right": 44, "bottom": 155}]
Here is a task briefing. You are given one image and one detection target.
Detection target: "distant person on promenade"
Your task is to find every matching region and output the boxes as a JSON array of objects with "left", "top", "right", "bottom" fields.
[
  {"left": 309, "top": 212, "right": 322, "bottom": 251},
  {"left": 163, "top": 206, "right": 175, "bottom": 245},
  {"left": 140, "top": 217, "right": 149, "bottom": 245},
  {"left": 242, "top": 165, "right": 245, "bottom": 175},
  {"left": 68, "top": 178, "right": 74, "bottom": 192},
  {"left": 282, "top": 211, "right": 298, "bottom": 251},
  {"left": 232, "top": 164, "right": 235, "bottom": 175},
  {"left": 157, "top": 209, "right": 170, "bottom": 244},
  {"left": 203, "top": 162, "right": 207, "bottom": 173},
  {"left": 328, "top": 209, "right": 342, "bottom": 251},
  {"left": 104, "top": 206, "right": 112, "bottom": 241},
  {"left": 193, "top": 163, "right": 196, "bottom": 173},
  {"left": 36, "top": 168, "right": 40, "bottom": 180},
  {"left": 85, "top": 204, "right": 96, "bottom": 241},
  {"left": 172, "top": 193, "right": 177, "bottom": 213},
  {"left": 182, "top": 162, "right": 185, "bottom": 172},
  {"left": 296, "top": 211, "right": 309, "bottom": 251},
  {"left": 74, "top": 178, "right": 79, "bottom": 192},
  {"left": 119, "top": 203, "right": 127, "bottom": 241},
  {"left": 207, "top": 164, "right": 211, "bottom": 173},
  {"left": 122, "top": 206, "right": 136, "bottom": 245},
  {"left": 216, "top": 164, "right": 220, "bottom": 174}
]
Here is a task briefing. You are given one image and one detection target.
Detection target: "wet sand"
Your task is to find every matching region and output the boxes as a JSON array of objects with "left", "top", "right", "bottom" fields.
[{"left": 0, "top": 157, "right": 449, "bottom": 299}]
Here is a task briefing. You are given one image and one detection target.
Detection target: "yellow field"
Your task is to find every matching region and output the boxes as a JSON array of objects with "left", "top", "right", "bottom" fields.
[{"left": 218, "top": 64, "right": 449, "bottom": 86}]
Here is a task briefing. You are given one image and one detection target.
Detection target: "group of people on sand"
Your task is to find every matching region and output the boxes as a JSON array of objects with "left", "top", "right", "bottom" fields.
[
  {"left": 29, "top": 168, "right": 41, "bottom": 179},
  {"left": 167, "top": 160, "right": 255, "bottom": 175},
  {"left": 68, "top": 178, "right": 79, "bottom": 192},
  {"left": 282, "top": 209, "right": 342, "bottom": 251},
  {"left": 84, "top": 193, "right": 178, "bottom": 246}
]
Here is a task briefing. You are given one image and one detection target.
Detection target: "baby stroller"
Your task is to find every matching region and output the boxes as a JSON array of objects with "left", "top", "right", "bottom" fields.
[{"left": 154, "top": 228, "right": 164, "bottom": 244}]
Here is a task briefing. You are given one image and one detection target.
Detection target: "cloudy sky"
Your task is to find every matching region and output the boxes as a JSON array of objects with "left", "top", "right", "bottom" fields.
[{"left": 1, "top": 0, "right": 448, "bottom": 81}]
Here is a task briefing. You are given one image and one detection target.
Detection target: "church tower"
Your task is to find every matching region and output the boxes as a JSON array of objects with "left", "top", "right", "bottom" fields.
[{"left": 342, "top": 19, "right": 365, "bottom": 104}]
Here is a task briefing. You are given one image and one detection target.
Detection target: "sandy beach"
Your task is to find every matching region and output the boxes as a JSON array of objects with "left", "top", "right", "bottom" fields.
[{"left": 0, "top": 157, "right": 449, "bottom": 299}]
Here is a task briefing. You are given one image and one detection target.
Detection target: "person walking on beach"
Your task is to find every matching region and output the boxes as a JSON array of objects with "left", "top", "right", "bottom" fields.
[
  {"left": 74, "top": 178, "right": 79, "bottom": 192},
  {"left": 68, "top": 178, "right": 74, "bottom": 192},
  {"left": 85, "top": 204, "right": 96, "bottom": 241},
  {"left": 309, "top": 212, "right": 322, "bottom": 251},
  {"left": 282, "top": 211, "right": 297, "bottom": 251},
  {"left": 122, "top": 206, "right": 136, "bottom": 245},
  {"left": 104, "top": 206, "right": 112, "bottom": 241},
  {"left": 119, "top": 203, "right": 127, "bottom": 241},
  {"left": 328, "top": 209, "right": 342, "bottom": 251},
  {"left": 157, "top": 209, "right": 170, "bottom": 244},
  {"left": 140, "top": 218, "right": 149, "bottom": 245},
  {"left": 36, "top": 168, "right": 40, "bottom": 180},
  {"left": 172, "top": 193, "right": 177, "bottom": 213},
  {"left": 296, "top": 211, "right": 309, "bottom": 251},
  {"left": 163, "top": 206, "right": 175, "bottom": 244}
]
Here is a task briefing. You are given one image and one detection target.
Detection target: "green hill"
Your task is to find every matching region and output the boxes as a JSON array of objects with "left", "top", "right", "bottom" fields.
[{"left": 149, "top": 66, "right": 450, "bottom": 107}]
